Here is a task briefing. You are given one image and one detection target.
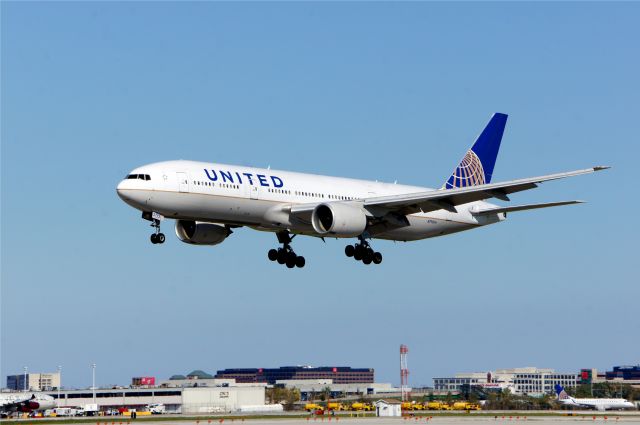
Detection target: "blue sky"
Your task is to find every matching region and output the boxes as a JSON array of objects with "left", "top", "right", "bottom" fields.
[{"left": 1, "top": 2, "right": 638, "bottom": 390}]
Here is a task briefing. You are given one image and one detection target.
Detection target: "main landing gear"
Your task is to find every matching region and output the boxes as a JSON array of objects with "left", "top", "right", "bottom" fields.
[
  {"left": 345, "top": 235, "right": 382, "bottom": 265},
  {"left": 268, "top": 231, "right": 305, "bottom": 269},
  {"left": 143, "top": 211, "right": 166, "bottom": 245}
]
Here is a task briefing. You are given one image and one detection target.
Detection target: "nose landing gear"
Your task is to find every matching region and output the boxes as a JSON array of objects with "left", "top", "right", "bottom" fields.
[
  {"left": 143, "top": 211, "right": 166, "bottom": 245},
  {"left": 268, "top": 231, "right": 305, "bottom": 268},
  {"left": 345, "top": 235, "right": 382, "bottom": 265}
]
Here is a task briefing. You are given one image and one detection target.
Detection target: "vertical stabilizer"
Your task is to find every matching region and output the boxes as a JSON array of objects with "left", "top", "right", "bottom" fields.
[{"left": 444, "top": 113, "right": 508, "bottom": 189}]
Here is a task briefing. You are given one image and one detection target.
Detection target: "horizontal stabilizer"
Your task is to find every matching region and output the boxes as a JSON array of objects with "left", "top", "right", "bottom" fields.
[{"left": 471, "top": 200, "right": 584, "bottom": 216}]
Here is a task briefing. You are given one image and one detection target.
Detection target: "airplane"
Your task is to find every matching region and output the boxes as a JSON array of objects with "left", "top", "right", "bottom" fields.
[
  {"left": 0, "top": 392, "right": 55, "bottom": 417},
  {"left": 555, "top": 385, "right": 635, "bottom": 411},
  {"left": 117, "top": 113, "right": 608, "bottom": 268}
]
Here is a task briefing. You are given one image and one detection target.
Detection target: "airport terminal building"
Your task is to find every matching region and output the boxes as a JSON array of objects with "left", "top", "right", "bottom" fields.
[{"left": 433, "top": 367, "right": 578, "bottom": 396}]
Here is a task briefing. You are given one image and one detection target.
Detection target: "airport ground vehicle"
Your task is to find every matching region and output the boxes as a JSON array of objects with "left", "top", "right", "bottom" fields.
[
  {"left": 305, "top": 403, "right": 323, "bottom": 412},
  {"left": 451, "top": 402, "right": 481, "bottom": 410},
  {"left": 147, "top": 403, "right": 166, "bottom": 414},
  {"left": 350, "top": 402, "right": 374, "bottom": 411},
  {"left": 426, "top": 401, "right": 453, "bottom": 410},
  {"left": 327, "top": 402, "right": 347, "bottom": 411}
]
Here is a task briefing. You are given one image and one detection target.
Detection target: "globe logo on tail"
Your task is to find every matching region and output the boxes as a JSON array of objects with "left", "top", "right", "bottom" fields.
[{"left": 445, "top": 149, "right": 486, "bottom": 189}]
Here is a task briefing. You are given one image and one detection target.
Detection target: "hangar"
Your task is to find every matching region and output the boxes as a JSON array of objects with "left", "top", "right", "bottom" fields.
[{"left": 48, "top": 385, "right": 265, "bottom": 414}]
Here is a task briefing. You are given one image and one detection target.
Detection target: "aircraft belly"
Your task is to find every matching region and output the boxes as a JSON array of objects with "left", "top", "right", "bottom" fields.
[
  {"left": 375, "top": 215, "right": 476, "bottom": 241},
  {"left": 145, "top": 191, "right": 272, "bottom": 225}
]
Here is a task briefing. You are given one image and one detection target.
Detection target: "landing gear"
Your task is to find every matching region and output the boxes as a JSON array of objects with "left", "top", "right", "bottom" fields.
[
  {"left": 267, "top": 231, "right": 305, "bottom": 268},
  {"left": 346, "top": 235, "right": 382, "bottom": 265},
  {"left": 144, "top": 211, "right": 166, "bottom": 245}
]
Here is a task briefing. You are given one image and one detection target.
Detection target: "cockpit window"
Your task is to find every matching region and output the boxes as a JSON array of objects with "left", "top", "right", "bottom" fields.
[{"left": 126, "top": 174, "right": 151, "bottom": 180}]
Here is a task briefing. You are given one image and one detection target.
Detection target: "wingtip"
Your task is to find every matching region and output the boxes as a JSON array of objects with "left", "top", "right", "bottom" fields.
[{"left": 593, "top": 165, "right": 611, "bottom": 171}]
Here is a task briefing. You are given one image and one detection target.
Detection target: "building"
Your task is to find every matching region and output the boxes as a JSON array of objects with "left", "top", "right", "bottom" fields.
[
  {"left": 132, "top": 377, "right": 156, "bottom": 387},
  {"left": 605, "top": 365, "right": 640, "bottom": 381},
  {"left": 374, "top": 399, "right": 402, "bottom": 417},
  {"left": 275, "top": 379, "right": 404, "bottom": 400},
  {"left": 433, "top": 367, "right": 578, "bottom": 396},
  {"left": 215, "top": 366, "right": 374, "bottom": 385},
  {"left": 6, "top": 372, "right": 61, "bottom": 391},
  {"left": 45, "top": 385, "right": 265, "bottom": 414}
]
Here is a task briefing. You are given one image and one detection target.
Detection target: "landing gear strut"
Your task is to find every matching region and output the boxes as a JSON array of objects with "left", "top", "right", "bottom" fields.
[
  {"left": 345, "top": 235, "right": 382, "bottom": 265},
  {"left": 268, "top": 231, "right": 305, "bottom": 268},
  {"left": 143, "top": 211, "right": 166, "bottom": 245}
]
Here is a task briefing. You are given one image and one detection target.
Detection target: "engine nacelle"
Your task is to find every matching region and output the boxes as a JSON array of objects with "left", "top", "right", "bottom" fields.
[
  {"left": 175, "top": 220, "right": 230, "bottom": 245},
  {"left": 311, "top": 203, "right": 367, "bottom": 237}
]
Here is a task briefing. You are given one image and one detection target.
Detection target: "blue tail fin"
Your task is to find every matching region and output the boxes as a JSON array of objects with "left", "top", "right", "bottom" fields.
[{"left": 443, "top": 113, "right": 508, "bottom": 189}]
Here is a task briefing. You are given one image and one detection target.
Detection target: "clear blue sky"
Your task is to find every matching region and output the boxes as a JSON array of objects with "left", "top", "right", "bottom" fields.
[{"left": 2, "top": 2, "right": 638, "bottom": 390}]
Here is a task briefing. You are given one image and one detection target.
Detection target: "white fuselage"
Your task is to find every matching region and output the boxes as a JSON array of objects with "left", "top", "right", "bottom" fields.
[
  {"left": 116, "top": 160, "right": 504, "bottom": 241},
  {"left": 0, "top": 393, "right": 55, "bottom": 414},
  {"left": 560, "top": 397, "right": 635, "bottom": 411}
]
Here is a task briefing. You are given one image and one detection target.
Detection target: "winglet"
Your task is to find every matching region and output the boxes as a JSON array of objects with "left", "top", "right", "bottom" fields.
[
  {"left": 593, "top": 166, "right": 611, "bottom": 171},
  {"left": 444, "top": 113, "right": 508, "bottom": 189}
]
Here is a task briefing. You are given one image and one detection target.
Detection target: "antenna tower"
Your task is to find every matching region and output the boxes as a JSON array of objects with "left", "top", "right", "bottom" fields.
[{"left": 400, "top": 344, "right": 409, "bottom": 401}]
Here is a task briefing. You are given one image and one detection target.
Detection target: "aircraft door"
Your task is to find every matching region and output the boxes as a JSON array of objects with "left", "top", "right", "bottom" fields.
[
  {"left": 177, "top": 172, "right": 189, "bottom": 192},
  {"left": 250, "top": 186, "right": 259, "bottom": 200}
]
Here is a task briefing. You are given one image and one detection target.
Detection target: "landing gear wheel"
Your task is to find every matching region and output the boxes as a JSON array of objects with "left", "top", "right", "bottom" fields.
[
  {"left": 277, "top": 249, "right": 287, "bottom": 264},
  {"left": 150, "top": 234, "right": 158, "bottom": 244},
  {"left": 362, "top": 250, "right": 373, "bottom": 265},
  {"left": 270, "top": 231, "right": 307, "bottom": 268},
  {"left": 353, "top": 245, "right": 363, "bottom": 261},
  {"left": 345, "top": 245, "right": 355, "bottom": 257},
  {"left": 157, "top": 233, "right": 166, "bottom": 244},
  {"left": 373, "top": 252, "right": 383, "bottom": 264},
  {"left": 351, "top": 235, "right": 383, "bottom": 265}
]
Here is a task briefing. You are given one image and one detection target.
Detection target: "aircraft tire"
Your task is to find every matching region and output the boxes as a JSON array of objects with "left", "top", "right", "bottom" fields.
[
  {"left": 150, "top": 234, "right": 158, "bottom": 244},
  {"left": 295, "top": 256, "right": 306, "bottom": 268},
  {"left": 373, "top": 252, "right": 383, "bottom": 264},
  {"left": 286, "top": 257, "right": 296, "bottom": 268},
  {"left": 277, "top": 249, "right": 287, "bottom": 264},
  {"left": 363, "top": 250, "right": 373, "bottom": 264},
  {"left": 268, "top": 249, "right": 278, "bottom": 261},
  {"left": 345, "top": 245, "right": 355, "bottom": 257},
  {"left": 157, "top": 233, "right": 166, "bottom": 244}
]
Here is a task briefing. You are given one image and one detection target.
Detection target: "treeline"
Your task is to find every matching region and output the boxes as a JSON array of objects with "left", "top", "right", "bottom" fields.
[{"left": 265, "top": 387, "right": 301, "bottom": 411}]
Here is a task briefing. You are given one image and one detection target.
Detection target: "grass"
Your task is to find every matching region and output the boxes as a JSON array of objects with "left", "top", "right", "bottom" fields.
[{"left": 2, "top": 411, "right": 639, "bottom": 425}]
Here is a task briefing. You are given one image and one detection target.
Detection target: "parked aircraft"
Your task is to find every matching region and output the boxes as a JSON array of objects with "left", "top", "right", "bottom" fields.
[
  {"left": 0, "top": 393, "right": 55, "bottom": 417},
  {"left": 117, "top": 113, "right": 608, "bottom": 268},
  {"left": 555, "top": 385, "right": 635, "bottom": 411}
]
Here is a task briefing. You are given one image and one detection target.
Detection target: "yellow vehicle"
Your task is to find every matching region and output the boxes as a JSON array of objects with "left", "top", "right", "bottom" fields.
[
  {"left": 426, "top": 401, "right": 452, "bottom": 410},
  {"left": 451, "top": 402, "right": 481, "bottom": 411},
  {"left": 305, "top": 403, "right": 323, "bottom": 412},
  {"left": 327, "top": 402, "right": 347, "bottom": 411},
  {"left": 350, "top": 402, "right": 373, "bottom": 411},
  {"left": 413, "top": 403, "right": 425, "bottom": 411},
  {"left": 401, "top": 402, "right": 413, "bottom": 410}
]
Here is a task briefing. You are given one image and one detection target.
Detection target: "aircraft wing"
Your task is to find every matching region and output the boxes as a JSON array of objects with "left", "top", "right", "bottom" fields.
[
  {"left": 470, "top": 200, "right": 584, "bottom": 216},
  {"left": 363, "top": 166, "right": 608, "bottom": 215}
]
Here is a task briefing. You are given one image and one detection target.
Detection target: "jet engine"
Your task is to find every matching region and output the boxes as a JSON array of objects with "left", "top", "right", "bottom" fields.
[
  {"left": 311, "top": 203, "right": 367, "bottom": 237},
  {"left": 175, "top": 220, "right": 230, "bottom": 245}
]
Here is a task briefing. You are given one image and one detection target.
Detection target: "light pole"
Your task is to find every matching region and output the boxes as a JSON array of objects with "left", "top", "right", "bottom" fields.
[
  {"left": 57, "top": 365, "right": 62, "bottom": 407},
  {"left": 91, "top": 363, "right": 96, "bottom": 403},
  {"left": 23, "top": 366, "right": 28, "bottom": 392}
]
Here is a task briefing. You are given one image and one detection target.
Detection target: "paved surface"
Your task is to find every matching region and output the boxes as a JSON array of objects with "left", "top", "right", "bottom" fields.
[{"left": 98, "top": 416, "right": 640, "bottom": 425}]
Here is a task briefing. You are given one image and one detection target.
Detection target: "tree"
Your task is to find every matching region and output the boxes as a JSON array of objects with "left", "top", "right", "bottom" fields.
[{"left": 283, "top": 388, "right": 301, "bottom": 411}]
